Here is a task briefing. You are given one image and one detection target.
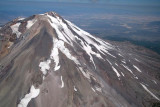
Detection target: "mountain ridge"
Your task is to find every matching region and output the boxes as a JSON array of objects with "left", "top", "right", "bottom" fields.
[{"left": 0, "top": 12, "right": 160, "bottom": 107}]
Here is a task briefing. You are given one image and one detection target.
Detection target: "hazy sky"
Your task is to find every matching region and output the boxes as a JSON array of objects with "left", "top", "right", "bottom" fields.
[{"left": 3, "top": 0, "right": 160, "bottom": 6}]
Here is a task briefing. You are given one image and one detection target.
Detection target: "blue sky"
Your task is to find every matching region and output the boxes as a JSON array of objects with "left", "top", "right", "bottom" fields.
[{"left": 3, "top": 0, "right": 160, "bottom": 6}]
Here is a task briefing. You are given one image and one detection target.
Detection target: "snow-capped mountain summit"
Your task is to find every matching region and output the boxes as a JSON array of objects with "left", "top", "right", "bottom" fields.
[{"left": 0, "top": 12, "right": 160, "bottom": 107}]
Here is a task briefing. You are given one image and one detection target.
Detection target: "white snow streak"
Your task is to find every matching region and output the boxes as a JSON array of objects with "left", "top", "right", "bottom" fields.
[
  {"left": 107, "top": 52, "right": 116, "bottom": 58},
  {"left": 60, "top": 76, "right": 64, "bottom": 88},
  {"left": 121, "top": 64, "right": 133, "bottom": 74},
  {"left": 121, "top": 72, "right": 125, "bottom": 77},
  {"left": 91, "top": 87, "right": 96, "bottom": 92},
  {"left": 11, "top": 23, "right": 21, "bottom": 38},
  {"left": 140, "top": 83, "right": 160, "bottom": 101},
  {"left": 135, "top": 58, "right": 140, "bottom": 62},
  {"left": 18, "top": 85, "right": 40, "bottom": 107},
  {"left": 112, "top": 66, "right": 121, "bottom": 77},
  {"left": 134, "top": 76, "right": 138, "bottom": 79},
  {"left": 78, "top": 67, "right": 90, "bottom": 79},
  {"left": 118, "top": 53, "right": 123, "bottom": 57},
  {"left": 115, "top": 63, "right": 118, "bottom": 66},
  {"left": 121, "top": 60, "right": 126, "bottom": 64},
  {"left": 152, "top": 80, "right": 157, "bottom": 84},
  {"left": 106, "top": 59, "right": 112, "bottom": 65},
  {"left": 133, "top": 65, "right": 142, "bottom": 72}
]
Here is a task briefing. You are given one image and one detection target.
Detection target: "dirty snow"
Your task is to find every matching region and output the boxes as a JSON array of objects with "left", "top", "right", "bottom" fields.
[{"left": 18, "top": 85, "right": 40, "bottom": 107}]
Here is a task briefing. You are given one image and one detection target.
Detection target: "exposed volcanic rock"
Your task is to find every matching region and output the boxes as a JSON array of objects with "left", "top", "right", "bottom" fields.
[{"left": 0, "top": 12, "right": 160, "bottom": 107}]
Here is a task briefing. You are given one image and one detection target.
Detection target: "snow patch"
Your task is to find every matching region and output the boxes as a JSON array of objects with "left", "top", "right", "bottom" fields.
[
  {"left": 95, "top": 86, "right": 102, "bottom": 92},
  {"left": 26, "top": 19, "right": 37, "bottom": 29},
  {"left": 140, "top": 83, "right": 160, "bottom": 101},
  {"left": 18, "top": 18, "right": 25, "bottom": 21},
  {"left": 39, "top": 60, "right": 51, "bottom": 75},
  {"left": 50, "top": 39, "right": 60, "bottom": 71},
  {"left": 74, "top": 86, "right": 77, "bottom": 91},
  {"left": 18, "top": 85, "right": 40, "bottom": 107},
  {"left": 10, "top": 23, "right": 21, "bottom": 38}
]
